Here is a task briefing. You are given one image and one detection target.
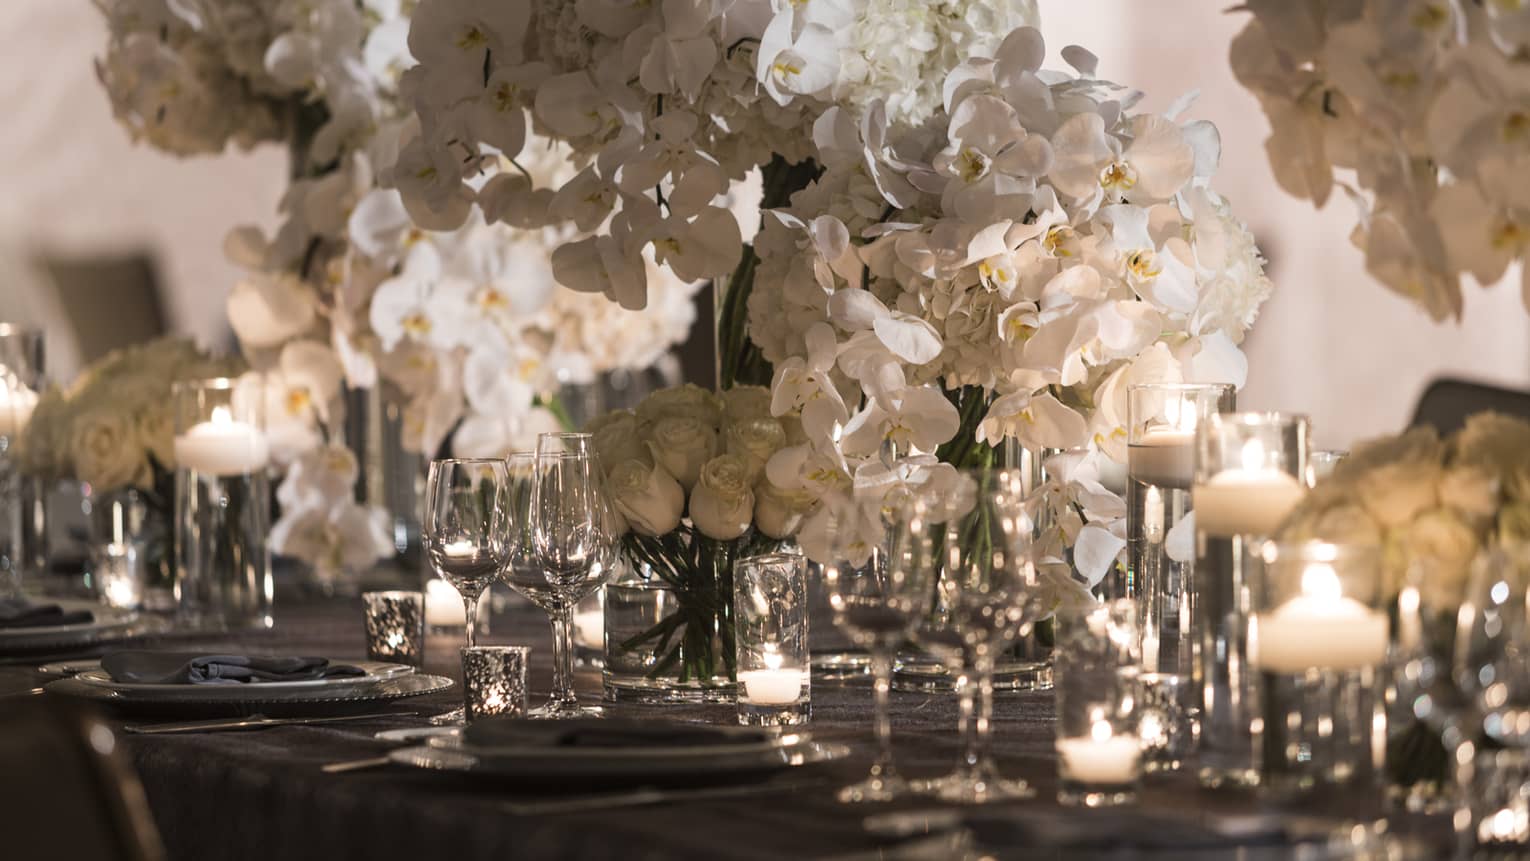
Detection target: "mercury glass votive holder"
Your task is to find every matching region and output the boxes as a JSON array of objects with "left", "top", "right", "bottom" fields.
[
  {"left": 461, "top": 645, "right": 529, "bottom": 721},
  {"left": 172, "top": 376, "right": 272, "bottom": 630},
  {"left": 1250, "top": 541, "right": 1386, "bottom": 799},
  {"left": 1055, "top": 600, "right": 1143, "bottom": 807},
  {"left": 734, "top": 552, "right": 810, "bottom": 727},
  {"left": 362, "top": 591, "right": 426, "bottom": 667},
  {"left": 1192, "top": 412, "right": 1309, "bottom": 789}
]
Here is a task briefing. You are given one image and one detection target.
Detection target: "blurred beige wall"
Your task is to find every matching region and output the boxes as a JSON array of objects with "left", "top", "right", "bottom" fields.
[
  {"left": 1040, "top": 1, "right": 1530, "bottom": 449},
  {"left": 0, "top": 4, "right": 285, "bottom": 381}
]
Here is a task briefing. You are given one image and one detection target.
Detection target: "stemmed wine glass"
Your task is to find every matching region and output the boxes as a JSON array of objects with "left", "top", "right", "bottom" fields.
[
  {"left": 823, "top": 491, "right": 938, "bottom": 802},
  {"left": 423, "top": 457, "right": 513, "bottom": 724},
  {"left": 912, "top": 469, "right": 1046, "bottom": 803},
  {"left": 526, "top": 432, "right": 618, "bottom": 718}
]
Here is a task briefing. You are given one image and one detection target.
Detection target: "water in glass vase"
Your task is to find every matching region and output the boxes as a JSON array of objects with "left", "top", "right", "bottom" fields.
[
  {"left": 1193, "top": 532, "right": 1261, "bottom": 788},
  {"left": 1126, "top": 453, "right": 1196, "bottom": 683},
  {"left": 174, "top": 470, "right": 271, "bottom": 630}
]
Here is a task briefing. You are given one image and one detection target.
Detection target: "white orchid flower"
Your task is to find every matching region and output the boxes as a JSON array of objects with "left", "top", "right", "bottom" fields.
[
  {"left": 977, "top": 389, "right": 1089, "bottom": 452},
  {"left": 839, "top": 387, "right": 960, "bottom": 457},
  {"left": 226, "top": 272, "right": 317, "bottom": 350},
  {"left": 1049, "top": 113, "right": 1195, "bottom": 210},
  {"left": 271, "top": 500, "right": 395, "bottom": 579},
  {"left": 276, "top": 445, "right": 360, "bottom": 512},
  {"left": 453, "top": 406, "right": 563, "bottom": 459},
  {"left": 637, "top": 0, "right": 718, "bottom": 100},
  {"left": 369, "top": 243, "right": 473, "bottom": 350},
  {"left": 756, "top": 12, "right": 838, "bottom": 105}
]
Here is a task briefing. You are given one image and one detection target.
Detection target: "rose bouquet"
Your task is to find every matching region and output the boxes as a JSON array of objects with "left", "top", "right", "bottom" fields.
[
  {"left": 589, "top": 384, "right": 810, "bottom": 688},
  {"left": 1279, "top": 411, "right": 1530, "bottom": 796}
]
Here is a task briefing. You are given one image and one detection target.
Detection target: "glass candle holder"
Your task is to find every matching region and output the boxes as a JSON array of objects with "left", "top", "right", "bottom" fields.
[
  {"left": 363, "top": 590, "right": 426, "bottom": 667},
  {"left": 1125, "top": 383, "right": 1233, "bottom": 773},
  {"left": 734, "top": 552, "right": 810, "bottom": 726},
  {"left": 1308, "top": 450, "right": 1348, "bottom": 485},
  {"left": 461, "top": 645, "right": 529, "bottom": 721},
  {"left": 1250, "top": 541, "right": 1386, "bottom": 797},
  {"left": 172, "top": 376, "right": 272, "bottom": 630},
  {"left": 1191, "top": 412, "right": 1309, "bottom": 789},
  {"left": 0, "top": 324, "right": 44, "bottom": 597},
  {"left": 1055, "top": 599, "right": 1142, "bottom": 807}
]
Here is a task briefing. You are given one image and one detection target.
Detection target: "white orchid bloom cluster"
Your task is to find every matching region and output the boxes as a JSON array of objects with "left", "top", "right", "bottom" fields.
[
  {"left": 271, "top": 445, "right": 397, "bottom": 589},
  {"left": 589, "top": 384, "right": 815, "bottom": 543},
  {"left": 1232, "top": 0, "right": 1530, "bottom": 321},
  {"left": 748, "top": 28, "right": 1274, "bottom": 585},
  {"left": 93, "top": 0, "right": 401, "bottom": 159},
  {"left": 390, "top": 0, "right": 1038, "bottom": 308},
  {"left": 15, "top": 339, "right": 239, "bottom": 495}
]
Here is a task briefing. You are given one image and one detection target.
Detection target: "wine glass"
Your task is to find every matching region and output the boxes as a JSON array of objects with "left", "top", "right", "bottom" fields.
[
  {"left": 423, "top": 457, "right": 513, "bottom": 724},
  {"left": 1457, "top": 543, "right": 1530, "bottom": 747},
  {"left": 912, "top": 469, "right": 1046, "bottom": 803},
  {"left": 823, "top": 490, "right": 938, "bottom": 802},
  {"left": 528, "top": 432, "right": 617, "bottom": 718}
]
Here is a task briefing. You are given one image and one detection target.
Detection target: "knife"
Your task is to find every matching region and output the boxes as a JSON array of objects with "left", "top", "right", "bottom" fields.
[{"left": 124, "top": 711, "right": 419, "bottom": 735}]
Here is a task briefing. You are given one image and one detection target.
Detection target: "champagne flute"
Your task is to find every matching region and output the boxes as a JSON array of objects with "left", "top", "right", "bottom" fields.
[
  {"left": 528, "top": 432, "right": 616, "bottom": 718},
  {"left": 824, "top": 491, "right": 938, "bottom": 802},
  {"left": 423, "top": 457, "right": 513, "bottom": 725}
]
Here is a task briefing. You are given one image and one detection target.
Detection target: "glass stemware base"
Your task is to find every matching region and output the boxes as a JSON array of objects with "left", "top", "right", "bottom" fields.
[
  {"left": 837, "top": 771, "right": 909, "bottom": 803},
  {"left": 912, "top": 765, "right": 1034, "bottom": 804},
  {"left": 528, "top": 702, "right": 604, "bottom": 719}
]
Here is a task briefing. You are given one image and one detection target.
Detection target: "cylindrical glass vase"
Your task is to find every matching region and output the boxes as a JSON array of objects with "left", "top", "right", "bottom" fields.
[
  {"left": 0, "top": 323, "right": 44, "bottom": 596},
  {"left": 172, "top": 377, "right": 273, "bottom": 630},
  {"left": 1191, "top": 412, "right": 1309, "bottom": 788},
  {"left": 734, "top": 552, "right": 810, "bottom": 726},
  {"left": 1055, "top": 600, "right": 1143, "bottom": 807},
  {"left": 1249, "top": 541, "right": 1387, "bottom": 799}
]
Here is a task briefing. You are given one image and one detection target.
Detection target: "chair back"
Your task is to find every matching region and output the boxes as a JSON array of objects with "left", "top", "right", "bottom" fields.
[{"left": 1411, "top": 378, "right": 1530, "bottom": 436}]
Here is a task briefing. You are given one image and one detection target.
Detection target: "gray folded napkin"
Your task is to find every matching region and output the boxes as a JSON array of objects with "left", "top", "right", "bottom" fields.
[
  {"left": 101, "top": 651, "right": 367, "bottom": 685},
  {"left": 463, "top": 717, "right": 771, "bottom": 749},
  {"left": 0, "top": 597, "right": 94, "bottom": 629}
]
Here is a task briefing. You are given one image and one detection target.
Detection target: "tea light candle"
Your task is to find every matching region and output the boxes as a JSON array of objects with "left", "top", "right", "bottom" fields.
[
  {"left": 574, "top": 607, "right": 604, "bottom": 650},
  {"left": 1129, "top": 429, "right": 1196, "bottom": 489},
  {"left": 1057, "top": 722, "right": 1142, "bottom": 784},
  {"left": 1252, "top": 562, "right": 1388, "bottom": 674},
  {"left": 173, "top": 406, "right": 269, "bottom": 476},
  {"left": 738, "top": 668, "right": 805, "bottom": 705},
  {"left": 0, "top": 383, "right": 37, "bottom": 439}
]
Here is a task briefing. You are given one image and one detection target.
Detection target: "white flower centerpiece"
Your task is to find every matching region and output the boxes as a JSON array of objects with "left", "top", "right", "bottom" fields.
[
  {"left": 93, "top": 0, "right": 704, "bottom": 583},
  {"left": 1232, "top": 0, "right": 1530, "bottom": 319},
  {"left": 1278, "top": 412, "right": 1530, "bottom": 798},
  {"left": 398, "top": 1, "right": 1274, "bottom": 676},
  {"left": 592, "top": 384, "right": 807, "bottom": 695},
  {"left": 15, "top": 339, "right": 241, "bottom": 599}
]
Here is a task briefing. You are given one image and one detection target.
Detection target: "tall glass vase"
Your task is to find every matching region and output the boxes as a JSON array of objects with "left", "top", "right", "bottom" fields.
[
  {"left": 172, "top": 377, "right": 273, "bottom": 630},
  {"left": 0, "top": 324, "right": 44, "bottom": 596},
  {"left": 342, "top": 382, "right": 421, "bottom": 577}
]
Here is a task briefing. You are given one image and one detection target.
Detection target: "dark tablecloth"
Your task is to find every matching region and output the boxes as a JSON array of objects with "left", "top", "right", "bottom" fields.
[{"left": 0, "top": 595, "right": 1445, "bottom": 861}]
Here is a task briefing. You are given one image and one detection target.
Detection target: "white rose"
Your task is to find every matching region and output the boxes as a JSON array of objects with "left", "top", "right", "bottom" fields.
[
  {"left": 647, "top": 416, "right": 718, "bottom": 491},
  {"left": 1439, "top": 465, "right": 1500, "bottom": 528},
  {"left": 636, "top": 384, "right": 722, "bottom": 427},
  {"left": 720, "top": 386, "right": 772, "bottom": 423},
  {"left": 587, "top": 410, "right": 649, "bottom": 472},
  {"left": 689, "top": 454, "right": 755, "bottom": 541},
  {"left": 608, "top": 459, "right": 685, "bottom": 537},
  {"left": 71, "top": 410, "right": 148, "bottom": 493},
  {"left": 136, "top": 404, "right": 176, "bottom": 470},
  {"left": 1356, "top": 460, "right": 1441, "bottom": 528},
  {"left": 725, "top": 417, "right": 786, "bottom": 481},
  {"left": 1404, "top": 509, "right": 1481, "bottom": 609},
  {"left": 754, "top": 479, "right": 811, "bottom": 539},
  {"left": 1456, "top": 413, "right": 1530, "bottom": 476}
]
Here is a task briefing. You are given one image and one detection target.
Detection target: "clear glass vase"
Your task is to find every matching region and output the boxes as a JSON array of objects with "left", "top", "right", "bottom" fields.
[{"left": 87, "top": 486, "right": 173, "bottom": 611}]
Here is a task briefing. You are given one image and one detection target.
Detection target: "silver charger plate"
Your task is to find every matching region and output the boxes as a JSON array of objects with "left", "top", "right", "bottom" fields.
[
  {"left": 425, "top": 727, "right": 808, "bottom": 760},
  {"left": 390, "top": 735, "right": 849, "bottom": 783},
  {"left": 0, "top": 603, "right": 166, "bottom": 654},
  {"left": 45, "top": 671, "right": 454, "bottom": 718}
]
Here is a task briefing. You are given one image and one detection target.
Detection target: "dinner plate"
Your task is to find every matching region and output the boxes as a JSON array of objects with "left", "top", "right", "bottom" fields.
[
  {"left": 0, "top": 603, "right": 169, "bottom": 654},
  {"left": 426, "top": 727, "right": 807, "bottom": 760},
  {"left": 72, "top": 660, "right": 416, "bottom": 693},
  {"left": 390, "top": 734, "right": 849, "bottom": 785},
  {"left": 44, "top": 671, "right": 454, "bottom": 718}
]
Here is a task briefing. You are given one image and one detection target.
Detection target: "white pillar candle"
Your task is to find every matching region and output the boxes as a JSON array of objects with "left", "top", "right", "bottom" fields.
[
  {"left": 173, "top": 406, "right": 269, "bottom": 476},
  {"left": 738, "top": 668, "right": 806, "bottom": 705},
  {"left": 574, "top": 607, "right": 604, "bottom": 650},
  {"left": 1128, "top": 430, "right": 1196, "bottom": 489},
  {"left": 1057, "top": 725, "right": 1142, "bottom": 784},
  {"left": 1251, "top": 562, "right": 1388, "bottom": 673},
  {"left": 0, "top": 384, "right": 37, "bottom": 439}
]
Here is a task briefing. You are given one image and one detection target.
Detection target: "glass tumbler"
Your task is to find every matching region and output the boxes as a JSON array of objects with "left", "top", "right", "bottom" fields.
[{"left": 734, "top": 552, "right": 810, "bottom": 726}]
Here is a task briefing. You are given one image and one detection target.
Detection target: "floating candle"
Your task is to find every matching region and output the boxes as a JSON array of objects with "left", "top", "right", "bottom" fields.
[
  {"left": 1251, "top": 562, "right": 1388, "bottom": 673},
  {"left": 1057, "top": 724, "right": 1142, "bottom": 784},
  {"left": 738, "top": 668, "right": 806, "bottom": 705},
  {"left": 1128, "top": 430, "right": 1196, "bottom": 489},
  {"left": 574, "top": 607, "right": 604, "bottom": 651},
  {"left": 173, "top": 406, "right": 269, "bottom": 476}
]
